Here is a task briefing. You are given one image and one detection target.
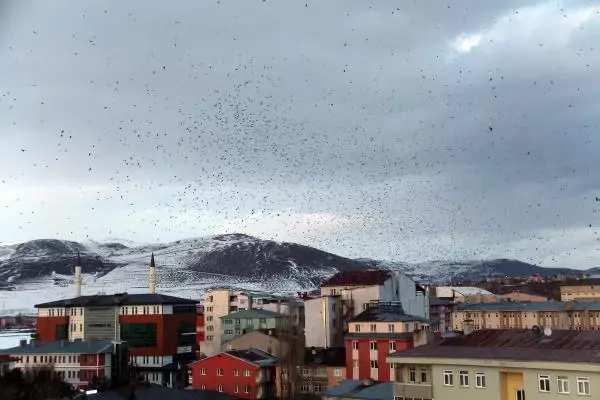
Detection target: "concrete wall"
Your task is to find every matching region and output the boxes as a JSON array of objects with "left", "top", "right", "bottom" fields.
[{"left": 224, "top": 331, "right": 288, "bottom": 357}]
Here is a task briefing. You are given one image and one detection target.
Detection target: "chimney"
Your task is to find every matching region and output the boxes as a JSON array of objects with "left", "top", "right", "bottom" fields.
[
  {"left": 74, "top": 251, "right": 82, "bottom": 297},
  {"left": 19, "top": 339, "right": 27, "bottom": 348},
  {"left": 149, "top": 253, "right": 157, "bottom": 294}
]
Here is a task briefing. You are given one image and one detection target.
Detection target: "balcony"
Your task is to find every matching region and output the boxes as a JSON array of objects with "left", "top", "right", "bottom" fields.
[{"left": 393, "top": 382, "right": 433, "bottom": 399}]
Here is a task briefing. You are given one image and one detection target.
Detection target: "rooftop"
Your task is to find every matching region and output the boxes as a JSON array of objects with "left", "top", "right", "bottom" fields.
[
  {"left": 226, "top": 348, "right": 278, "bottom": 366},
  {"left": 388, "top": 329, "right": 600, "bottom": 364},
  {"left": 561, "top": 278, "right": 600, "bottom": 287},
  {"left": 0, "top": 339, "right": 115, "bottom": 355},
  {"left": 321, "top": 269, "right": 392, "bottom": 288},
  {"left": 82, "top": 384, "right": 238, "bottom": 400},
  {"left": 220, "top": 308, "right": 286, "bottom": 320},
  {"left": 429, "top": 297, "right": 455, "bottom": 307},
  {"left": 304, "top": 347, "right": 346, "bottom": 367},
  {"left": 456, "top": 301, "right": 600, "bottom": 312},
  {"left": 35, "top": 293, "right": 198, "bottom": 308},
  {"left": 438, "top": 286, "right": 495, "bottom": 297},
  {"left": 325, "top": 380, "right": 393, "bottom": 399},
  {"left": 350, "top": 303, "right": 430, "bottom": 324}
]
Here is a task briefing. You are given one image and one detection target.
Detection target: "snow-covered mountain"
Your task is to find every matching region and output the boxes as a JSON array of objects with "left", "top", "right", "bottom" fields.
[{"left": 0, "top": 234, "right": 586, "bottom": 313}]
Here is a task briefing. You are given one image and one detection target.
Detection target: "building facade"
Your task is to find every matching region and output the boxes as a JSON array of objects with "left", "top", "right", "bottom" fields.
[
  {"left": 224, "top": 330, "right": 289, "bottom": 357},
  {"left": 387, "top": 329, "right": 600, "bottom": 400},
  {"left": 561, "top": 279, "right": 600, "bottom": 301},
  {"left": 220, "top": 309, "right": 287, "bottom": 344},
  {"left": 0, "top": 339, "right": 128, "bottom": 390},
  {"left": 189, "top": 348, "right": 277, "bottom": 399},
  {"left": 34, "top": 292, "right": 197, "bottom": 387},
  {"left": 345, "top": 302, "right": 431, "bottom": 382},
  {"left": 452, "top": 301, "right": 600, "bottom": 332}
]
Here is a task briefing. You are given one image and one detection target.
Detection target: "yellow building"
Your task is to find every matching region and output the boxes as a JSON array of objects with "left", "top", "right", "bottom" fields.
[
  {"left": 561, "top": 279, "right": 600, "bottom": 301},
  {"left": 387, "top": 329, "right": 600, "bottom": 400},
  {"left": 452, "top": 301, "right": 600, "bottom": 332}
]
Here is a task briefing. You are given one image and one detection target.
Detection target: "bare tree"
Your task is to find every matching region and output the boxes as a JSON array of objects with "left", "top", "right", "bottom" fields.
[{"left": 276, "top": 297, "right": 306, "bottom": 400}]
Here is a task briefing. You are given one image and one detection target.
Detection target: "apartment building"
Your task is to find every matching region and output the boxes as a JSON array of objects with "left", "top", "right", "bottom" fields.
[
  {"left": 345, "top": 302, "right": 431, "bottom": 382},
  {"left": 307, "top": 269, "right": 428, "bottom": 348},
  {"left": 428, "top": 297, "right": 455, "bottom": 334},
  {"left": 189, "top": 348, "right": 277, "bottom": 399},
  {"left": 453, "top": 301, "right": 600, "bottom": 332},
  {"left": 224, "top": 329, "right": 290, "bottom": 357},
  {"left": 297, "top": 347, "right": 347, "bottom": 397},
  {"left": 387, "top": 329, "right": 600, "bottom": 400},
  {"left": 0, "top": 339, "right": 128, "bottom": 390},
  {"left": 219, "top": 309, "right": 287, "bottom": 344},
  {"left": 35, "top": 292, "right": 198, "bottom": 386},
  {"left": 561, "top": 278, "right": 600, "bottom": 301}
]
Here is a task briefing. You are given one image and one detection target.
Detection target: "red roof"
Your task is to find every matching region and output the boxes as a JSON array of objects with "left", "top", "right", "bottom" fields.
[
  {"left": 321, "top": 269, "right": 392, "bottom": 287},
  {"left": 389, "top": 329, "right": 600, "bottom": 364}
]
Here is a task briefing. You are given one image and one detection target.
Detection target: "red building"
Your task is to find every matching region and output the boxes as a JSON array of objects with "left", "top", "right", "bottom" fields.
[
  {"left": 35, "top": 292, "right": 198, "bottom": 387},
  {"left": 189, "top": 348, "right": 277, "bottom": 399},
  {"left": 0, "top": 339, "right": 128, "bottom": 390},
  {"left": 345, "top": 302, "right": 431, "bottom": 382}
]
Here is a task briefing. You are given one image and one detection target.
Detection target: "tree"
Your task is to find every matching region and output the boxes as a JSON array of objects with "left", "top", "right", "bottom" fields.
[
  {"left": 0, "top": 366, "right": 73, "bottom": 400},
  {"left": 277, "top": 297, "right": 306, "bottom": 400}
]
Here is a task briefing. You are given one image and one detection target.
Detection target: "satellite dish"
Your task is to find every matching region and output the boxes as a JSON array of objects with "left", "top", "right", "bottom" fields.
[{"left": 544, "top": 327, "right": 553, "bottom": 337}]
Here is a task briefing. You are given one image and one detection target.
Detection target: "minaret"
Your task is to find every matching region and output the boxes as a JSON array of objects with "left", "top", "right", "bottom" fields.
[
  {"left": 149, "top": 253, "right": 157, "bottom": 294},
  {"left": 74, "top": 251, "right": 82, "bottom": 297}
]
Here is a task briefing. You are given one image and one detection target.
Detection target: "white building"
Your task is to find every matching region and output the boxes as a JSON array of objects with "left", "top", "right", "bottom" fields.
[{"left": 305, "top": 269, "right": 429, "bottom": 348}]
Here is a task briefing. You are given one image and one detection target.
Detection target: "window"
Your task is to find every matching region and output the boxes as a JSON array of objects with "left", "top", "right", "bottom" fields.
[
  {"left": 217, "top": 385, "right": 223, "bottom": 392},
  {"left": 206, "top": 335, "right": 213, "bottom": 341},
  {"left": 300, "top": 384, "right": 311, "bottom": 393},
  {"left": 235, "top": 319, "right": 241, "bottom": 325},
  {"left": 302, "top": 368, "right": 311, "bottom": 376},
  {"left": 217, "top": 368, "right": 223, "bottom": 376},
  {"left": 459, "top": 371, "right": 469, "bottom": 387},
  {"left": 206, "top": 325, "right": 214, "bottom": 331},
  {"left": 314, "top": 383, "right": 326, "bottom": 393},
  {"left": 370, "top": 324, "right": 376, "bottom": 332},
  {"left": 369, "top": 341, "right": 377, "bottom": 350},
  {"left": 557, "top": 376, "right": 569, "bottom": 394},
  {"left": 207, "top": 316, "right": 213, "bottom": 322},
  {"left": 224, "top": 319, "right": 232, "bottom": 325},
  {"left": 538, "top": 375, "right": 550, "bottom": 392},
  {"left": 244, "top": 385, "right": 250, "bottom": 393},
  {"left": 233, "top": 369, "right": 239, "bottom": 376},
  {"left": 120, "top": 323, "right": 157, "bottom": 347},
  {"left": 334, "top": 368, "right": 342, "bottom": 377},
  {"left": 244, "top": 369, "right": 251, "bottom": 377},
  {"left": 370, "top": 360, "right": 378, "bottom": 369},
  {"left": 246, "top": 319, "right": 253, "bottom": 327},
  {"left": 234, "top": 385, "right": 239, "bottom": 393},
  {"left": 352, "top": 341, "right": 358, "bottom": 350},
  {"left": 516, "top": 389, "right": 526, "bottom": 400},
  {"left": 225, "top": 330, "right": 233, "bottom": 334},
  {"left": 409, "top": 367, "right": 416, "bottom": 382},
  {"left": 200, "top": 368, "right": 206, "bottom": 375},
  {"left": 577, "top": 377, "right": 590, "bottom": 395},
  {"left": 420, "top": 368, "right": 428, "bottom": 383},
  {"left": 475, "top": 372, "right": 486, "bottom": 388},
  {"left": 388, "top": 324, "right": 395, "bottom": 332},
  {"left": 355, "top": 324, "right": 361, "bottom": 332},
  {"left": 444, "top": 370, "right": 454, "bottom": 386},
  {"left": 389, "top": 341, "right": 396, "bottom": 351}
]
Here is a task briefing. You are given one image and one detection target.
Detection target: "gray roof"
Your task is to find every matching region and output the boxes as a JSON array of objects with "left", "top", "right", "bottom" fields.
[
  {"left": 456, "top": 301, "right": 600, "bottom": 312},
  {"left": 350, "top": 303, "right": 430, "bottom": 324},
  {"left": 82, "top": 385, "right": 239, "bottom": 400},
  {"left": 325, "top": 380, "right": 394, "bottom": 399},
  {"left": 0, "top": 340, "right": 114, "bottom": 355},
  {"left": 36, "top": 293, "right": 198, "bottom": 308},
  {"left": 220, "top": 308, "right": 286, "bottom": 320},
  {"left": 429, "top": 297, "right": 455, "bottom": 307}
]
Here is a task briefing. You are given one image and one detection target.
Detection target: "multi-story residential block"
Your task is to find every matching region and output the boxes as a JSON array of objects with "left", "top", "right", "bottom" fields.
[
  {"left": 34, "top": 292, "right": 198, "bottom": 387},
  {"left": 496, "top": 291, "right": 548, "bottom": 302},
  {"left": 345, "top": 302, "right": 431, "bottom": 382},
  {"left": 0, "top": 339, "right": 128, "bottom": 390},
  {"left": 307, "top": 270, "right": 428, "bottom": 349},
  {"left": 428, "top": 297, "right": 455, "bottom": 335},
  {"left": 189, "top": 348, "right": 277, "bottom": 399},
  {"left": 452, "top": 301, "right": 600, "bottom": 332},
  {"left": 561, "top": 278, "right": 600, "bottom": 301},
  {"left": 219, "top": 309, "right": 287, "bottom": 344},
  {"left": 201, "top": 289, "right": 253, "bottom": 357},
  {"left": 296, "top": 347, "right": 346, "bottom": 398},
  {"left": 387, "top": 329, "right": 600, "bottom": 400}
]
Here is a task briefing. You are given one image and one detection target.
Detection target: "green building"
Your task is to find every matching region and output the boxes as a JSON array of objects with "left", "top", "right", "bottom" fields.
[{"left": 220, "top": 309, "right": 287, "bottom": 344}]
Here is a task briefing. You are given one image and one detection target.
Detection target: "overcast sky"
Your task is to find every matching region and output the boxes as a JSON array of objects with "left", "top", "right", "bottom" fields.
[{"left": 1, "top": 0, "right": 599, "bottom": 267}]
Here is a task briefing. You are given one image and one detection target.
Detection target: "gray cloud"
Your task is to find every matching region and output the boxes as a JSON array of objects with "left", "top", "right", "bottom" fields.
[{"left": 1, "top": 0, "right": 599, "bottom": 267}]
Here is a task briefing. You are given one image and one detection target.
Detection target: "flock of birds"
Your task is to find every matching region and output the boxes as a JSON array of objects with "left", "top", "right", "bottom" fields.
[{"left": 0, "top": 0, "right": 599, "bottom": 267}]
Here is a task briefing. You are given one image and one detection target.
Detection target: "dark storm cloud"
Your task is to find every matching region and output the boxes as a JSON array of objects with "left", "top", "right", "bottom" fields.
[{"left": 1, "top": 0, "right": 599, "bottom": 266}]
